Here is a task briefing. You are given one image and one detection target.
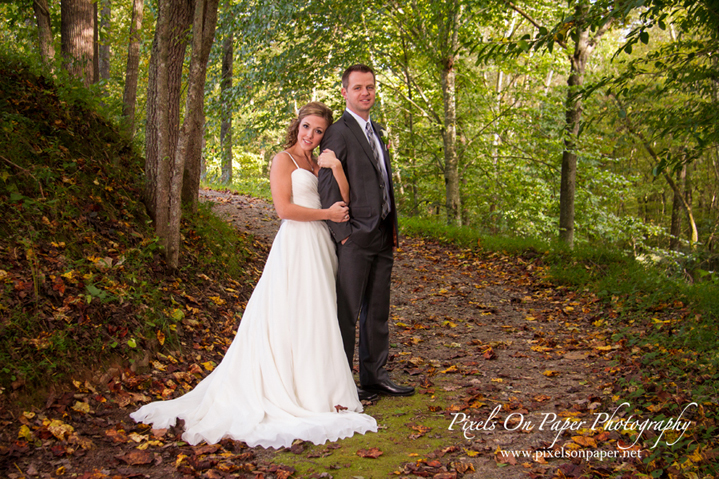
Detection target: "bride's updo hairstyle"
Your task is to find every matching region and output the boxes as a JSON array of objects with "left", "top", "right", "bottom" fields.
[{"left": 284, "top": 102, "right": 334, "bottom": 149}]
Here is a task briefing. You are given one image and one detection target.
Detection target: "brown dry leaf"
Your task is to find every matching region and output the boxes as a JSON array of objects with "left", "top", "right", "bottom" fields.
[
  {"left": 495, "top": 446, "right": 516, "bottom": 465},
  {"left": 116, "top": 450, "right": 153, "bottom": 465},
  {"left": 193, "top": 444, "right": 221, "bottom": 455},
  {"left": 452, "top": 461, "right": 475, "bottom": 473},
  {"left": 105, "top": 428, "right": 128, "bottom": 443},
  {"left": 572, "top": 436, "right": 598, "bottom": 448},
  {"left": 157, "top": 330, "right": 166, "bottom": 346},
  {"left": 533, "top": 394, "right": 552, "bottom": 402},
  {"left": 357, "top": 447, "right": 383, "bottom": 458},
  {"left": 542, "top": 370, "right": 559, "bottom": 377},
  {"left": 482, "top": 347, "right": 497, "bottom": 360}
]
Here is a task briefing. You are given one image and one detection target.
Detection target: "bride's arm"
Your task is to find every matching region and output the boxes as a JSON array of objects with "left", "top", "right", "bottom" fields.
[
  {"left": 318, "top": 149, "right": 349, "bottom": 204},
  {"left": 270, "top": 152, "right": 349, "bottom": 222}
]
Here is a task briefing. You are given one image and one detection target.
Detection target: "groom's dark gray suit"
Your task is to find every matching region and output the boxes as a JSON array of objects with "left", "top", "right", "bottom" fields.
[{"left": 318, "top": 110, "right": 398, "bottom": 387}]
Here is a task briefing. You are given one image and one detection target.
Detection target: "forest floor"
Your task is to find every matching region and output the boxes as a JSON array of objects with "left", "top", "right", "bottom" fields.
[{"left": 0, "top": 189, "right": 663, "bottom": 479}]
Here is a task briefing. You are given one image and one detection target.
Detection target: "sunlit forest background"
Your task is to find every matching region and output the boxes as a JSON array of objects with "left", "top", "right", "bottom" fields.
[{"left": 2, "top": 0, "right": 718, "bottom": 277}]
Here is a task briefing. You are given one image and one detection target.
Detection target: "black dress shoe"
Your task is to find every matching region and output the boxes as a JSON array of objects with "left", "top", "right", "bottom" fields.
[
  {"left": 357, "top": 387, "right": 379, "bottom": 402},
  {"left": 363, "top": 379, "right": 415, "bottom": 397}
]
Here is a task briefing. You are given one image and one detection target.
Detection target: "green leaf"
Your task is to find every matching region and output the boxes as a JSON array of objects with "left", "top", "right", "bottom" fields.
[
  {"left": 640, "top": 31, "right": 649, "bottom": 44},
  {"left": 624, "top": 43, "right": 632, "bottom": 55},
  {"left": 127, "top": 338, "right": 137, "bottom": 348},
  {"left": 171, "top": 308, "right": 185, "bottom": 322},
  {"left": 10, "top": 192, "right": 23, "bottom": 202}
]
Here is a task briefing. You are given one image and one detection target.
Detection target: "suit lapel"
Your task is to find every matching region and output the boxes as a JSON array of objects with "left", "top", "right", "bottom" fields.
[{"left": 343, "top": 112, "right": 382, "bottom": 175}]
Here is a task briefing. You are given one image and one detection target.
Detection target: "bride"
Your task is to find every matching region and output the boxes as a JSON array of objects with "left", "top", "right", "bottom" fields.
[{"left": 131, "top": 102, "right": 377, "bottom": 448}]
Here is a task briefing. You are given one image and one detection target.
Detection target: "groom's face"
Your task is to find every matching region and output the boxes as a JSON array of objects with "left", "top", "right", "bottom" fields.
[{"left": 341, "top": 71, "right": 376, "bottom": 119}]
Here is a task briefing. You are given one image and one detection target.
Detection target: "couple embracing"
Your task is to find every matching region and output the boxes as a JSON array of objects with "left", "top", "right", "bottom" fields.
[{"left": 131, "top": 64, "right": 414, "bottom": 448}]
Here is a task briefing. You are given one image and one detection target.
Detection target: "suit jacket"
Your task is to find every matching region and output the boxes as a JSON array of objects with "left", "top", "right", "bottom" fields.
[{"left": 319, "top": 110, "right": 398, "bottom": 249}]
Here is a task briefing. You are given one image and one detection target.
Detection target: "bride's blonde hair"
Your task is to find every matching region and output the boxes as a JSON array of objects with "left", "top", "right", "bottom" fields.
[{"left": 284, "top": 102, "right": 334, "bottom": 149}]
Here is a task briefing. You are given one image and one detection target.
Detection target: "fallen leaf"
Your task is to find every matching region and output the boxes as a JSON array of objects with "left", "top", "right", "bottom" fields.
[
  {"left": 47, "top": 419, "right": 74, "bottom": 440},
  {"left": 116, "top": 450, "right": 153, "bottom": 465},
  {"left": 572, "top": 436, "right": 597, "bottom": 448},
  {"left": 357, "top": 447, "right": 383, "bottom": 458}
]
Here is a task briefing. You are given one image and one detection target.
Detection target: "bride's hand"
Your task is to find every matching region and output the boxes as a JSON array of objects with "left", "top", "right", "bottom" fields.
[
  {"left": 327, "top": 201, "right": 349, "bottom": 223},
  {"left": 318, "top": 149, "right": 341, "bottom": 170}
]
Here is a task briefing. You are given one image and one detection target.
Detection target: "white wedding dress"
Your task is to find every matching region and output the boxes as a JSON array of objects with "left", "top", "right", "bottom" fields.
[{"left": 130, "top": 156, "right": 377, "bottom": 448}]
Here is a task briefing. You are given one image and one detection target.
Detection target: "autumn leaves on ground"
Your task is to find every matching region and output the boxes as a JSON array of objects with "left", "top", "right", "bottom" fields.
[{"left": 2, "top": 62, "right": 718, "bottom": 479}]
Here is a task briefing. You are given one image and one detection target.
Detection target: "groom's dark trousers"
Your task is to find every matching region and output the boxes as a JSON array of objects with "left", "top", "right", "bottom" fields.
[{"left": 318, "top": 110, "right": 398, "bottom": 387}]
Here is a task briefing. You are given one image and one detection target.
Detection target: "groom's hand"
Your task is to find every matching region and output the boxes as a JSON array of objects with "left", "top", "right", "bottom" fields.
[{"left": 341, "top": 237, "right": 349, "bottom": 245}]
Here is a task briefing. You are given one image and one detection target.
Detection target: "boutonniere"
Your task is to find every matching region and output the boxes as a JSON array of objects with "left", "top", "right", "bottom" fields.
[{"left": 379, "top": 128, "right": 391, "bottom": 149}]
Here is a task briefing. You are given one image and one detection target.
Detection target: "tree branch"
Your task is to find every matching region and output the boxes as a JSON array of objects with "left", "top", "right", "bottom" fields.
[{"left": 0, "top": 155, "right": 45, "bottom": 198}]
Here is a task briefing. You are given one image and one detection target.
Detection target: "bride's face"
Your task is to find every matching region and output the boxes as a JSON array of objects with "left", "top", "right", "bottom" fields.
[{"left": 296, "top": 115, "right": 328, "bottom": 152}]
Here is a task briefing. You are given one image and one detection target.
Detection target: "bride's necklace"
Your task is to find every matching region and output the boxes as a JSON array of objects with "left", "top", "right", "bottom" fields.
[{"left": 303, "top": 154, "right": 316, "bottom": 175}]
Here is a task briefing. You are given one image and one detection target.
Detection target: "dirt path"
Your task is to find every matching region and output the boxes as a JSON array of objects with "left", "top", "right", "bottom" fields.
[
  {"left": 199, "top": 190, "right": 621, "bottom": 478},
  {"left": 1, "top": 190, "right": 629, "bottom": 479}
]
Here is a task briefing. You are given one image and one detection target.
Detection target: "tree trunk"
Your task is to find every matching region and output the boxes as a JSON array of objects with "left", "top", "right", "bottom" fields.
[
  {"left": 220, "top": 32, "right": 233, "bottom": 185},
  {"left": 669, "top": 167, "right": 685, "bottom": 250},
  {"left": 60, "top": 0, "right": 95, "bottom": 87},
  {"left": 144, "top": 0, "right": 194, "bottom": 222},
  {"left": 168, "top": 0, "right": 220, "bottom": 267},
  {"left": 441, "top": 57, "right": 460, "bottom": 226},
  {"left": 99, "top": 0, "right": 111, "bottom": 81},
  {"left": 121, "top": 0, "right": 144, "bottom": 135},
  {"left": 153, "top": 0, "right": 172, "bottom": 249},
  {"left": 558, "top": 4, "right": 591, "bottom": 246},
  {"left": 181, "top": 111, "right": 205, "bottom": 209},
  {"left": 440, "top": 2, "right": 461, "bottom": 226},
  {"left": 33, "top": 0, "right": 55, "bottom": 68},
  {"left": 93, "top": 1, "right": 99, "bottom": 83},
  {"left": 401, "top": 36, "right": 418, "bottom": 216}
]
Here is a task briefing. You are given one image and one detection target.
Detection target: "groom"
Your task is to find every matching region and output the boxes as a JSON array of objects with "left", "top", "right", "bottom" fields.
[{"left": 319, "top": 64, "right": 414, "bottom": 401}]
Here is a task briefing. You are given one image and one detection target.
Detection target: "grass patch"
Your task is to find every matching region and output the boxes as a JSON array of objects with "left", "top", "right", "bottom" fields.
[{"left": 274, "top": 386, "right": 471, "bottom": 477}]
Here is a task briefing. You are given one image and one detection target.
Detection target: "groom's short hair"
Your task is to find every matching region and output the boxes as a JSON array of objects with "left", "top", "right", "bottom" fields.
[{"left": 342, "top": 64, "right": 375, "bottom": 89}]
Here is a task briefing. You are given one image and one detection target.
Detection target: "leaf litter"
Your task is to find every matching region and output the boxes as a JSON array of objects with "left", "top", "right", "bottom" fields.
[{"left": 0, "top": 190, "right": 715, "bottom": 478}]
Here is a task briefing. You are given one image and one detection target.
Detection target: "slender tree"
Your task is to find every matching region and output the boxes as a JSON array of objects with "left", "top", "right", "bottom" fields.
[
  {"left": 220, "top": 31, "right": 233, "bottom": 185},
  {"left": 168, "top": 0, "right": 220, "bottom": 267},
  {"left": 33, "top": 0, "right": 55, "bottom": 68},
  {"left": 98, "top": 0, "right": 111, "bottom": 81},
  {"left": 61, "top": 0, "right": 95, "bottom": 87},
  {"left": 144, "top": 0, "right": 194, "bottom": 223},
  {"left": 122, "top": 0, "right": 144, "bottom": 135},
  {"left": 504, "top": 0, "right": 613, "bottom": 246}
]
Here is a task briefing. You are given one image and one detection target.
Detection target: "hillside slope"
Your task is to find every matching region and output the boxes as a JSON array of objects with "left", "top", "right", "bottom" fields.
[{"left": 0, "top": 58, "right": 254, "bottom": 401}]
